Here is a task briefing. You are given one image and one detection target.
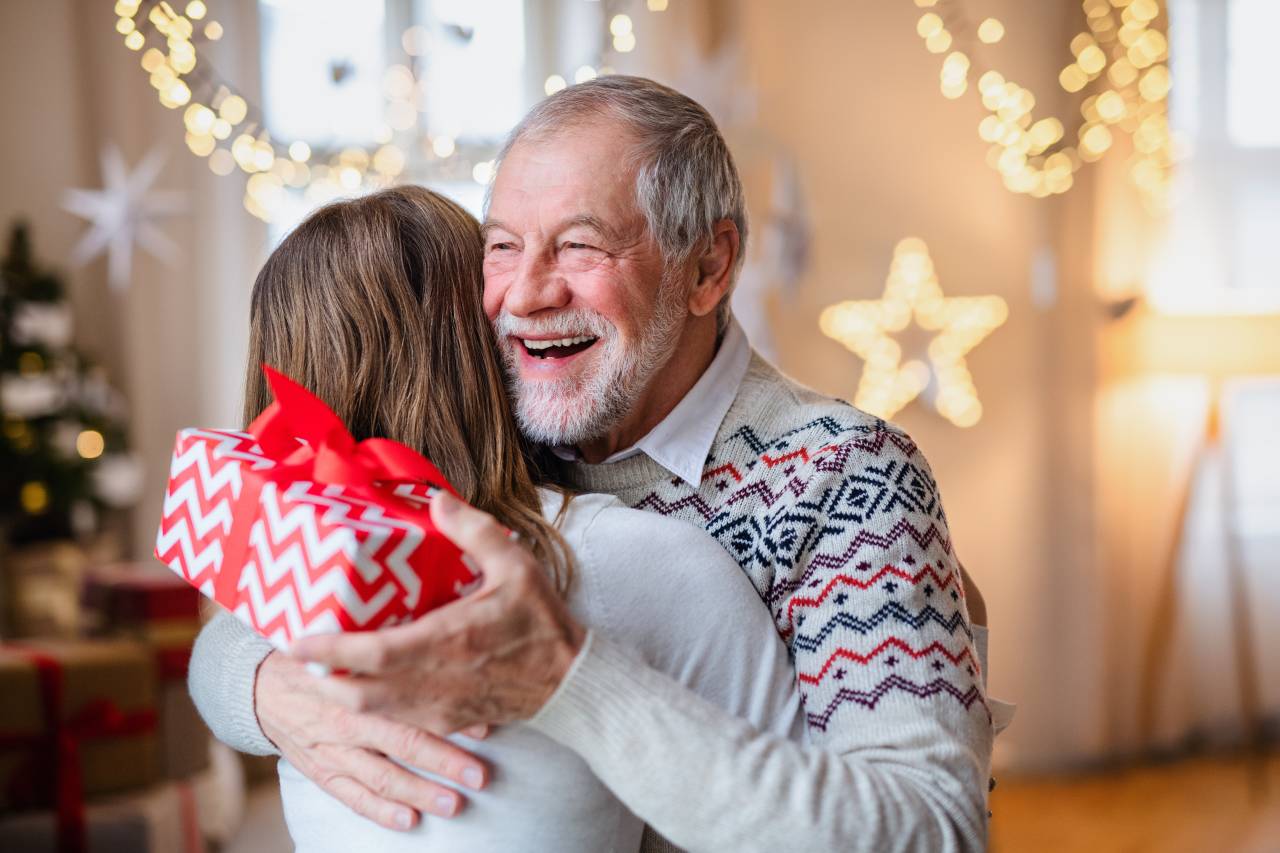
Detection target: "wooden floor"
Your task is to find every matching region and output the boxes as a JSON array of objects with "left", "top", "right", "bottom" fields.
[
  {"left": 990, "top": 749, "right": 1280, "bottom": 853},
  {"left": 229, "top": 749, "right": 1280, "bottom": 852}
]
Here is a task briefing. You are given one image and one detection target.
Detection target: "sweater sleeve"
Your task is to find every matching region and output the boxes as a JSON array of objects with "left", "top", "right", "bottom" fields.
[
  {"left": 188, "top": 607, "right": 279, "bottom": 756},
  {"left": 530, "top": 630, "right": 984, "bottom": 853},
  {"left": 765, "top": 427, "right": 992, "bottom": 847}
]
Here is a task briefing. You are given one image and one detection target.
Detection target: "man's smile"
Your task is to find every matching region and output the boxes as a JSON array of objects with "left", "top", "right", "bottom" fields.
[{"left": 519, "top": 335, "right": 599, "bottom": 359}]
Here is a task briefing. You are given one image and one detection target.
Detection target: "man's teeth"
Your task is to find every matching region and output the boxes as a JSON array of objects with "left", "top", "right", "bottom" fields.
[{"left": 522, "top": 336, "right": 595, "bottom": 351}]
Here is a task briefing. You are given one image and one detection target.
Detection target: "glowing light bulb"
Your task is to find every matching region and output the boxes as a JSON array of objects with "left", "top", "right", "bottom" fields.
[
  {"left": 917, "top": 13, "right": 944, "bottom": 39},
  {"left": 1059, "top": 64, "right": 1088, "bottom": 93},
  {"left": 472, "top": 160, "right": 495, "bottom": 184},
  {"left": 610, "top": 14, "right": 633, "bottom": 37},
  {"left": 76, "top": 430, "right": 105, "bottom": 459},
  {"left": 432, "top": 136, "right": 456, "bottom": 158},
  {"left": 977, "top": 18, "right": 1005, "bottom": 44},
  {"left": 219, "top": 94, "right": 247, "bottom": 124}
]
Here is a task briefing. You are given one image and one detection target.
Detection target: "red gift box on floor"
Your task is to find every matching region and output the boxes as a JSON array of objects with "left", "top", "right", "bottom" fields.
[{"left": 153, "top": 367, "right": 476, "bottom": 650}]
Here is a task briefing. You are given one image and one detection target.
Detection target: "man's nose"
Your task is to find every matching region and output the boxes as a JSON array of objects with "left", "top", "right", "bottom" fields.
[{"left": 505, "top": 251, "right": 571, "bottom": 317}]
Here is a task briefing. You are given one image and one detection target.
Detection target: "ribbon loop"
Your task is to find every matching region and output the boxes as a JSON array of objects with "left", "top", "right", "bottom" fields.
[
  {"left": 247, "top": 365, "right": 457, "bottom": 494},
  {"left": 214, "top": 365, "right": 461, "bottom": 605}
]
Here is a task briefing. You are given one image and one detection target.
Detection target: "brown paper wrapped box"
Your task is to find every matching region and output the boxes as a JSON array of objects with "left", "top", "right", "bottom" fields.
[
  {"left": 83, "top": 564, "right": 211, "bottom": 780},
  {"left": 0, "top": 639, "right": 160, "bottom": 813}
]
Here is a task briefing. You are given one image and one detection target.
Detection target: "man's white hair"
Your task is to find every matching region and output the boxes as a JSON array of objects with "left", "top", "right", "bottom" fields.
[{"left": 490, "top": 75, "right": 749, "bottom": 332}]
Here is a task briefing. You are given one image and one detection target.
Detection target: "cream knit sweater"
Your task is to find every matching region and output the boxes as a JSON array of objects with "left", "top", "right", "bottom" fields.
[{"left": 189, "top": 354, "right": 995, "bottom": 852}]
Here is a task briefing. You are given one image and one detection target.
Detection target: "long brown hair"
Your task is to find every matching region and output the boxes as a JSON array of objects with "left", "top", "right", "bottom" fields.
[{"left": 243, "top": 185, "right": 570, "bottom": 591}]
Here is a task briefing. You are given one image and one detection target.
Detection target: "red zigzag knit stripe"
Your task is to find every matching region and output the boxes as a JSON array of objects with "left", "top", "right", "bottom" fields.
[
  {"left": 797, "top": 636, "right": 980, "bottom": 685},
  {"left": 785, "top": 564, "right": 958, "bottom": 624}
]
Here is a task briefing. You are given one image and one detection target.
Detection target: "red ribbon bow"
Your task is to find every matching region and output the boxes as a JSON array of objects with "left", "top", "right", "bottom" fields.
[{"left": 213, "top": 366, "right": 462, "bottom": 610}]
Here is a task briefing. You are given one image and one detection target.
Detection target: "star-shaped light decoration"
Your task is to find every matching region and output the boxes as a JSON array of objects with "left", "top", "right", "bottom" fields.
[
  {"left": 63, "top": 146, "right": 185, "bottom": 291},
  {"left": 820, "top": 238, "right": 1007, "bottom": 428}
]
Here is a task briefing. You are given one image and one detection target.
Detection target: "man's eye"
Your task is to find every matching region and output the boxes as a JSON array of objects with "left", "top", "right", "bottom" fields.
[{"left": 488, "top": 242, "right": 515, "bottom": 252}]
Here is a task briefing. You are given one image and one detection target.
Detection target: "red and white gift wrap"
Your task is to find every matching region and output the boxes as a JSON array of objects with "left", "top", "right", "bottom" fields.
[{"left": 154, "top": 367, "right": 477, "bottom": 650}]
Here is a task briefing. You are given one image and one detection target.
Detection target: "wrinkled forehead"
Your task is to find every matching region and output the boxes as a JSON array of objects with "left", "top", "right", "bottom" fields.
[{"left": 487, "top": 119, "right": 644, "bottom": 227}]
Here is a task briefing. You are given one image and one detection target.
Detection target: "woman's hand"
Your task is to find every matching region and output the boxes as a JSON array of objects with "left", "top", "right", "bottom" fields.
[
  {"left": 254, "top": 649, "right": 490, "bottom": 830},
  {"left": 288, "top": 491, "right": 587, "bottom": 734}
]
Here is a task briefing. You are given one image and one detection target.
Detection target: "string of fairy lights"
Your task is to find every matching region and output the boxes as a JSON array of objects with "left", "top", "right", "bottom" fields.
[
  {"left": 112, "top": 0, "right": 674, "bottom": 223},
  {"left": 542, "top": 0, "right": 669, "bottom": 96},
  {"left": 912, "top": 0, "right": 1175, "bottom": 209}
]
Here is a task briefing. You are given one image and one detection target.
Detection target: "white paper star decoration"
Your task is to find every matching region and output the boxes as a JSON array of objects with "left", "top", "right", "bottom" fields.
[
  {"left": 820, "top": 238, "right": 1008, "bottom": 428},
  {"left": 62, "top": 146, "right": 186, "bottom": 291}
]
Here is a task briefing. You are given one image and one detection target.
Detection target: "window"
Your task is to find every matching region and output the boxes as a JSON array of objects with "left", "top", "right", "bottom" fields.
[
  {"left": 1226, "top": 0, "right": 1280, "bottom": 148},
  {"left": 1150, "top": 0, "right": 1280, "bottom": 312},
  {"left": 257, "top": 0, "right": 531, "bottom": 239}
]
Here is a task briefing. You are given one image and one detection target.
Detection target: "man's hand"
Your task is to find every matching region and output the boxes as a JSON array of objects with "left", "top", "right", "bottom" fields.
[
  {"left": 254, "top": 649, "right": 490, "bottom": 830},
  {"left": 289, "top": 491, "right": 587, "bottom": 734}
]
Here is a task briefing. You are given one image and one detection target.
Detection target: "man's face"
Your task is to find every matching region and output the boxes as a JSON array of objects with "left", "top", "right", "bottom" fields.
[{"left": 482, "top": 120, "right": 688, "bottom": 446}]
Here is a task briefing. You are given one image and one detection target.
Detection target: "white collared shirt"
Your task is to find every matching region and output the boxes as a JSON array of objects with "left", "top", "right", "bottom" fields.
[{"left": 555, "top": 317, "right": 752, "bottom": 487}]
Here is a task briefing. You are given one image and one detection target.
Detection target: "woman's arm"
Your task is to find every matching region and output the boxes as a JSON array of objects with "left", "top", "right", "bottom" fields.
[
  {"left": 189, "top": 608, "right": 278, "bottom": 755},
  {"left": 531, "top": 632, "right": 990, "bottom": 853},
  {"left": 188, "top": 609, "right": 492, "bottom": 829}
]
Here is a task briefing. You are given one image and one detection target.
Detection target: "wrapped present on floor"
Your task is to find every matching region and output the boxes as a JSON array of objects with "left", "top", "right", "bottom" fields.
[
  {"left": 0, "top": 779, "right": 204, "bottom": 853},
  {"left": 83, "top": 564, "right": 209, "bottom": 781},
  {"left": 0, "top": 639, "right": 160, "bottom": 852},
  {"left": 83, "top": 562, "right": 202, "bottom": 634},
  {"left": 154, "top": 366, "right": 477, "bottom": 650},
  {"left": 5, "top": 535, "right": 123, "bottom": 639}
]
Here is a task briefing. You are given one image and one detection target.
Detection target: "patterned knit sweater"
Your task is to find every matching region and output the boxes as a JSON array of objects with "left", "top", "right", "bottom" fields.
[
  {"left": 187, "top": 351, "right": 995, "bottom": 851},
  {"left": 551, "top": 353, "right": 994, "bottom": 849}
]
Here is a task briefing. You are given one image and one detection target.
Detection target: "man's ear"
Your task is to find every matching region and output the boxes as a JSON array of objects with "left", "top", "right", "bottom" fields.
[{"left": 688, "top": 220, "right": 739, "bottom": 318}]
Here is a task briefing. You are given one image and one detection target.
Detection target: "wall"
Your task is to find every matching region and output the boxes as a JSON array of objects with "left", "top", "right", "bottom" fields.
[
  {"left": 599, "top": 0, "right": 1086, "bottom": 770},
  {"left": 729, "top": 0, "right": 1089, "bottom": 770},
  {"left": 0, "top": 0, "right": 266, "bottom": 555},
  {"left": 8, "top": 0, "right": 1266, "bottom": 773}
]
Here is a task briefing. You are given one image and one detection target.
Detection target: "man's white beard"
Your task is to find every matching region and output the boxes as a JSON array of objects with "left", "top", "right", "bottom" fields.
[{"left": 494, "top": 287, "right": 687, "bottom": 447}]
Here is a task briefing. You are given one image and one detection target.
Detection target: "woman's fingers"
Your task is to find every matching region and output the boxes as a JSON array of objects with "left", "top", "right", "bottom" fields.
[
  {"left": 333, "top": 745, "right": 465, "bottom": 819},
  {"left": 357, "top": 713, "right": 489, "bottom": 791}
]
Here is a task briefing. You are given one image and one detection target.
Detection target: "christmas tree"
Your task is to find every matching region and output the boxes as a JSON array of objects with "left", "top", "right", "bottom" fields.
[{"left": 0, "top": 221, "right": 137, "bottom": 544}]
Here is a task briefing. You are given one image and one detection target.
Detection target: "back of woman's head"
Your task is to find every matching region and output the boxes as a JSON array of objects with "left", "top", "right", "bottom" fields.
[{"left": 244, "top": 185, "right": 568, "bottom": 588}]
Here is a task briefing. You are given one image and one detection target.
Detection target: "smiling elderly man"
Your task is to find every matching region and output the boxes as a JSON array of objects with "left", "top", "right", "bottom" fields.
[{"left": 189, "top": 76, "right": 995, "bottom": 851}]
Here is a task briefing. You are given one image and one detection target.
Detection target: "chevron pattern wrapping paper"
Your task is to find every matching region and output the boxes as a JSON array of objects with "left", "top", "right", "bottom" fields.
[{"left": 154, "top": 427, "right": 474, "bottom": 650}]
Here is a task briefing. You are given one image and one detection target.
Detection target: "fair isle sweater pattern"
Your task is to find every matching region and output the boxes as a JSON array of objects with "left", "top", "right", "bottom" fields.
[{"left": 567, "top": 357, "right": 992, "bottom": 741}]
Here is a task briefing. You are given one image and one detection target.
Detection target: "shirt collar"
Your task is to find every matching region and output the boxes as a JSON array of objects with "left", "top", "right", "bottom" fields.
[{"left": 555, "top": 317, "right": 750, "bottom": 486}]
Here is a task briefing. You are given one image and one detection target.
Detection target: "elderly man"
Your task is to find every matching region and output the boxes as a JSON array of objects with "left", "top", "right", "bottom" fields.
[{"left": 190, "top": 76, "right": 995, "bottom": 851}]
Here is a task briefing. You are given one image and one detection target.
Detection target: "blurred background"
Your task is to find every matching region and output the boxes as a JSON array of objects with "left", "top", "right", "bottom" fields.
[{"left": 0, "top": 0, "right": 1277, "bottom": 850}]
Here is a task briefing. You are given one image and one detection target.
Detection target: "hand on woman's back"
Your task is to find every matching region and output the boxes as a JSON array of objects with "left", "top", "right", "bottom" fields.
[{"left": 253, "top": 648, "right": 490, "bottom": 830}]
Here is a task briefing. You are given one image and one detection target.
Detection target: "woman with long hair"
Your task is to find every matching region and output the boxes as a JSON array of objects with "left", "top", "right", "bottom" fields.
[{"left": 192, "top": 185, "right": 803, "bottom": 852}]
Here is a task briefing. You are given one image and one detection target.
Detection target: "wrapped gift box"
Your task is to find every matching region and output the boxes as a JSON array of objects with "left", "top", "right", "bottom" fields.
[
  {"left": 83, "top": 564, "right": 209, "bottom": 781},
  {"left": 0, "top": 639, "right": 159, "bottom": 815},
  {"left": 5, "top": 535, "right": 123, "bottom": 639},
  {"left": 0, "top": 780, "right": 204, "bottom": 853},
  {"left": 83, "top": 562, "right": 202, "bottom": 631},
  {"left": 153, "top": 367, "right": 475, "bottom": 650}
]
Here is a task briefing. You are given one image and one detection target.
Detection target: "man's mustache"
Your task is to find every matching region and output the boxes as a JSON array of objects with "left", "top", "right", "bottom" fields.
[{"left": 493, "top": 308, "right": 617, "bottom": 341}]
